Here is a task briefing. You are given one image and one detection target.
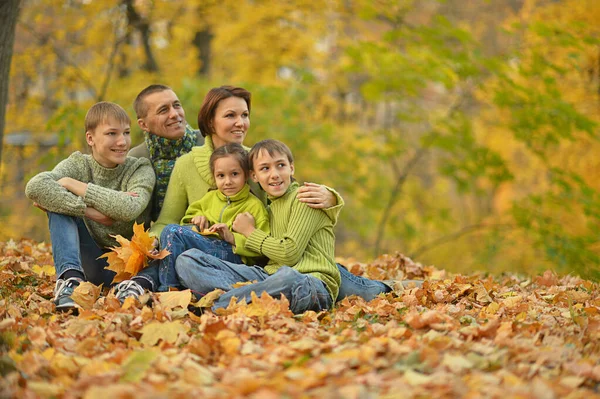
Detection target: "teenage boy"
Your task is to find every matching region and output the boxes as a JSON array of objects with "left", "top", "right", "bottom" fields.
[
  {"left": 175, "top": 139, "right": 340, "bottom": 314},
  {"left": 129, "top": 84, "right": 204, "bottom": 220},
  {"left": 25, "top": 102, "right": 156, "bottom": 311}
]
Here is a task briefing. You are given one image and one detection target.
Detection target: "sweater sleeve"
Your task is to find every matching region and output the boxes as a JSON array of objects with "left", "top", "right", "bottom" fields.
[
  {"left": 245, "top": 200, "right": 327, "bottom": 266},
  {"left": 150, "top": 158, "right": 190, "bottom": 236},
  {"left": 322, "top": 186, "right": 344, "bottom": 226},
  {"left": 24, "top": 153, "right": 87, "bottom": 217},
  {"left": 83, "top": 159, "right": 155, "bottom": 221},
  {"left": 233, "top": 202, "right": 270, "bottom": 259}
]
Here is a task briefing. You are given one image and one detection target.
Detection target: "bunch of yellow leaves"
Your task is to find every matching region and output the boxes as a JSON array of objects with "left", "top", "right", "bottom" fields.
[{"left": 100, "top": 223, "right": 170, "bottom": 283}]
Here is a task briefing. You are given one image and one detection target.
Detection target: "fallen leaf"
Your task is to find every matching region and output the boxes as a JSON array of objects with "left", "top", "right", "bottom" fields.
[
  {"left": 139, "top": 321, "right": 190, "bottom": 347},
  {"left": 71, "top": 282, "right": 101, "bottom": 309}
]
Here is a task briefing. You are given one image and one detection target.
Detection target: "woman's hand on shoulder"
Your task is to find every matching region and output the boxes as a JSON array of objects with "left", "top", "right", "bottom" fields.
[{"left": 297, "top": 182, "right": 336, "bottom": 209}]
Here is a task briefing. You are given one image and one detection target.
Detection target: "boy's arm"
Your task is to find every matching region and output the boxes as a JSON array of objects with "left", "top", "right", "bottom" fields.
[
  {"left": 245, "top": 201, "right": 327, "bottom": 266},
  {"left": 25, "top": 154, "right": 88, "bottom": 217},
  {"left": 150, "top": 159, "right": 189, "bottom": 237},
  {"left": 83, "top": 159, "right": 155, "bottom": 221},
  {"left": 232, "top": 206, "right": 270, "bottom": 258}
]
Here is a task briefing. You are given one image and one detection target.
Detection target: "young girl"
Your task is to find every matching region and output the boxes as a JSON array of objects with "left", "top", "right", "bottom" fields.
[
  {"left": 113, "top": 143, "right": 269, "bottom": 300},
  {"left": 25, "top": 101, "right": 155, "bottom": 312}
]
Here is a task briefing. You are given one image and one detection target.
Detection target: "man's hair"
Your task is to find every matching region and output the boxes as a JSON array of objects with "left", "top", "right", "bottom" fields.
[
  {"left": 85, "top": 101, "right": 130, "bottom": 133},
  {"left": 197, "top": 86, "right": 251, "bottom": 138},
  {"left": 209, "top": 143, "right": 250, "bottom": 178},
  {"left": 248, "top": 139, "right": 294, "bottom": 171},
  {"left": 133, "top": 84, "right": 172, "bottom": 119}
]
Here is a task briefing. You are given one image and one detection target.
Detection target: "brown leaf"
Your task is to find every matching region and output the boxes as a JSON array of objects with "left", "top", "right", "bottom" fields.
[{"left": 71, "top": 281, "right": 101, "bottom": 310}]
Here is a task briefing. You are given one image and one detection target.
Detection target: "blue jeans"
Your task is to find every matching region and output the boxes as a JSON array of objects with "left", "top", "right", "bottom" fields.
[
  {"left": 336, "top": 263, "right": 390, "bottom": 302},
  {"left": 175, "top": 249, "right": 332, "bottom": 314},
  {"left": 135, "top": 224, "right": 242, "bottom": 292},
  {"left": 48, "top": 212, "right": 115, "bottom": 286}
]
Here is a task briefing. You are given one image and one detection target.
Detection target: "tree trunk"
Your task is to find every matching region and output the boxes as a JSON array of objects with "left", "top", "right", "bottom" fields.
[
  {"left": 0, "top": 0, "right": 21, "bottom": 166},
  {"left": 193, "top": 28, "right": 213, "bottom": 76},
  {"left": 123, "top": 0, "right": 159, "bottom": 73}
]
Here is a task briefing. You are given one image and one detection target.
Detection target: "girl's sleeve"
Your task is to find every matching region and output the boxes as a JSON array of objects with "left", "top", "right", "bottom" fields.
[
  {"left": 150, "top": 158, "right": 189, "bottom": 237},
  {"left": 24, "top": 153, "right": 88, "bottom": 217},
  {"left": 83, "top": 159, "right": 155, "bottom": 221},
  {"left": 245, "top": 200, "right": 327, "bottom": 266},
  {"left": 180, "top": 200, "right": 205, "bottom": 225},
  {"left": 233, "top": 201, "right": 270, "bottom": 258}
]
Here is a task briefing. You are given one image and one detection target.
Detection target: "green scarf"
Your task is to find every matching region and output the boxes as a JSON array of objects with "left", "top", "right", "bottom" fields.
[{"left": 145, "top": 125, "right": 198, "bottom": 220}]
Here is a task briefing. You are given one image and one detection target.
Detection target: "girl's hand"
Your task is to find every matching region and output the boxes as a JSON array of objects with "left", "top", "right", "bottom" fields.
[
  {"left": 232, "top": 212, "right": 256, "bottom": 237},
  {"left": 209, "top": 223, "right": 235, "bottom": 245},
  {"left": 297, "top": 182, "right": 336, "bottom": 209},
  {"left": 191, "top": 215, "right": 209, "bottom": 231}
]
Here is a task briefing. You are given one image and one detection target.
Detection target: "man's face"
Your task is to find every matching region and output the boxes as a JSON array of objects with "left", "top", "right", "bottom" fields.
[{"left": 137, "top": 89, "right": 186, "bottom": 140}]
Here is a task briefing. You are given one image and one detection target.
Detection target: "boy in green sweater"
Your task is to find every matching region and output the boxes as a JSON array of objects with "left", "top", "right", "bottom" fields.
[
  {"left": 25, "top": 102, "right": 155, "bottom": 312},
  {"left": 176, "top": 139, "right": 340, "bottom": 314}
]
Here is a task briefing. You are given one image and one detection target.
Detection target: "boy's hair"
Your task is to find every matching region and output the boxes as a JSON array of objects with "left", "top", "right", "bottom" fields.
[
  {"left": 209, "top": 143, "right": 250, "bottom": 178},
  {"left": 248, "top": 139, "right": 294, "bottom": 171},
  {"left": 85, "top": 101, "right": 131, "bottom": 133},
  {"left": 198, "top": 86, "right": 251, "bottom": 138},
  {"left": 133, "top": 84, "right": 172, "bottom": 119}
]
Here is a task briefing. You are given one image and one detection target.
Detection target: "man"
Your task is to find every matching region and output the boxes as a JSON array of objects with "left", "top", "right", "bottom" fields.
[{"left": 129, "top": 85, "right": 204, "bottom": 221}]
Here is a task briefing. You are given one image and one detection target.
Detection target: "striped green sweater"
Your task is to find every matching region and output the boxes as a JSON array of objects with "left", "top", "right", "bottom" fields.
[{"left": 245, "top": 182, "right": 341, "bottom": 302}]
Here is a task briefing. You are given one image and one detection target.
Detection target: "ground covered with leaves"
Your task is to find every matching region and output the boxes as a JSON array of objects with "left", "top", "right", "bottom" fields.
[{"left": 1, "top": 239, "right": 599, "bottom": 398}]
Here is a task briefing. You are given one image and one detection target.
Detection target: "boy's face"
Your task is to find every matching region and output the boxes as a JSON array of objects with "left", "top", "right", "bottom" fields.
[
  {"left": 251, "top": 149, "right": 294, "bottom": 198},
  {"left": 137, "top": 89, "right": 186, "bottom": 140},
  {"left": 86, "top": 118, "right": 131, "bottom": 168},
  {"left": 213, "top": 155, "right": 246, "bottom": 197}
]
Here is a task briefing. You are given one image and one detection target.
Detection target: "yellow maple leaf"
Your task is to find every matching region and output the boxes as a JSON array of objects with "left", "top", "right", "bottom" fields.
[
  {"left": 100, "top": 222, "right": 170, "bottom": 283},
  {"left": 71, "top": 281, "right": 102, "bottom": 310}
]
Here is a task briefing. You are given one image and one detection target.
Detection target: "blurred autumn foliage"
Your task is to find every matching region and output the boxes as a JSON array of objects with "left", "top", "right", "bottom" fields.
[
  {"left": 1, "top": 239, "right": 600, "bottom": 397},
  {"left": 1, "top": 0, "right": 600, "bottom": 278}
]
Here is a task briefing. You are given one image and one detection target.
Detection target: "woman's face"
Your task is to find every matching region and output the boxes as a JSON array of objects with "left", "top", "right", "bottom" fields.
[{"left": 211, "top": 96, "right": 249, "bottom": 149}]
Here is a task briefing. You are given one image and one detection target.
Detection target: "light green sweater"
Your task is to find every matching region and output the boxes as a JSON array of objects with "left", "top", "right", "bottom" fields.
[
  {"left": 245, "top": 182, "right": 341, "bottom": 303},
  {"left": 150, "top": 136, "right": 266, "bottom": 236},
  {"left": 25, "top": 152, "right": 155, "bottom": 248},
  {"left": 181, "top": 184, "right": 270, "bottom": 263}
]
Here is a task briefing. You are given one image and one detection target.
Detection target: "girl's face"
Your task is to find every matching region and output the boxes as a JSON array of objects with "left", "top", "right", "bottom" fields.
[
  {"left": 211, "top": 96, "right": 249, "bottom": 149},
  {"left": 86, "top": 118, "right": 131, "bottom": 168},
  {"left": 213, "top": 155, "right": 246, "bottom": 197}
]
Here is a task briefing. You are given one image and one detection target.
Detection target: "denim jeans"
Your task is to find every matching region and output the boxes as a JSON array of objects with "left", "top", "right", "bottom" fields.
[
  {"left": 175, "top": 249, "right": 332, "bottom": 314},
  {"left": 135, "top": 224, "right": 242, "bottom": 292},
  {"left": 336, "top": 263, "right": 390, "bottom": 302},
  {"left": 48, "top": 212, "right": 115, "bottom": 286}
]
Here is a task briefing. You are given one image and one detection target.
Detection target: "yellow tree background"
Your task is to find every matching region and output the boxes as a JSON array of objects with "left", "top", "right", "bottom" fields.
[{"left": 2, "top": 0, "right": 599, "bottom": 278}]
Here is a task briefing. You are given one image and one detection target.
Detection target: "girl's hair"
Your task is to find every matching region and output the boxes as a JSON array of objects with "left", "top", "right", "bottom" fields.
[
  {"left": 85, "top": 101, "right": 130, "bottom": 133},
  {"left": 248, "top": 139, "right": 294, "bottom": 171},
  {"left": 209, "top": 143, "right": 250, "bottom": 178},
  {"left": 198, "top": 86, "right": 251, "bottom": 138}
]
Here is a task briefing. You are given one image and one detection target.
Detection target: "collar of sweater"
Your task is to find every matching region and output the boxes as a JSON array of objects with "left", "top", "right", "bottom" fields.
[
  {"left": 88, "top": 154, "right": 127, "bottom": 179},
  {"left": 191, "top": 136, "right": 253, "bottom": 188},
  {"left": 215, "top": 183, "right": 251, "bottom": 203},
  {"left": 267, "top": 181, "right": 299, "bottom": 203}
]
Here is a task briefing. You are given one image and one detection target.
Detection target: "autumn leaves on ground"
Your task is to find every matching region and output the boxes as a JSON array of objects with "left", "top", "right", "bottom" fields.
[{"left": 1, "top": 239, "right": 599, "bottom": 398}]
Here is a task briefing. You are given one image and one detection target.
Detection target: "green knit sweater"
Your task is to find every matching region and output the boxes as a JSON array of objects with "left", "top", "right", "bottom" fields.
[
  {"left": 150, "top": 136, "right": 266, "bottom": 237},
  {"left": 181, "top": 184, "right": 270, "bottom": 263},
  {"left": 25, "top": 152, "right": 155, "bottom": 248},
  {"left": 245, "top": 182, "right": 341, "bottom": 303}
]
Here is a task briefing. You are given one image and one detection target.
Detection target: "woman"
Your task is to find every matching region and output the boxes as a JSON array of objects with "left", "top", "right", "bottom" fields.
[{"left": 114, "top": 86, "right": 390, "bottom": 301}]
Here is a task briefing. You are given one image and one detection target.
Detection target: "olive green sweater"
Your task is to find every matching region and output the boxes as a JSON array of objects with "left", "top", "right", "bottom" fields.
[
  {"left": 25, "top": 152, "right": 155, "bottom": 248},
  {"left": 245, "top": 182, "right": 341, "bottom": 302}
]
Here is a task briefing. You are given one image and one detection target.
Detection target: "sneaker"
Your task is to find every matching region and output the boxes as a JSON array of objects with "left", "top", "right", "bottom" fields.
[
  {"left": 54, "top": 277, "right": 83, "bottom": 312},
  {"left": 113, "top": 280, "right": 145, "bottom": 304}
]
